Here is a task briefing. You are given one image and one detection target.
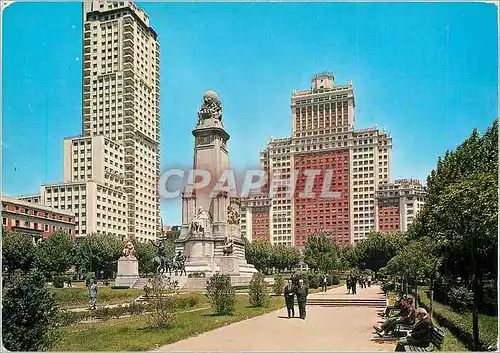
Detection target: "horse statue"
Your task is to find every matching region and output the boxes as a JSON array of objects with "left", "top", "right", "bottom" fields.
[{"left": 173, "top": 251, "right": 187, "bottom": 276}]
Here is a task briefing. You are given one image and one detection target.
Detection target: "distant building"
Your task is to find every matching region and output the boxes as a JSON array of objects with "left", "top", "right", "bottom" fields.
[
  {"left": 2, "top": 196, "right": 76, "bottom": 240},
  {"left": 376, "top": 179, "right": 426, "bottom": 233},
  {"left": 240, "top": 192, "right": 271, "bottom": 242},
  {"left": 16, "top": 194, "right": 41, "bottom": 204}
]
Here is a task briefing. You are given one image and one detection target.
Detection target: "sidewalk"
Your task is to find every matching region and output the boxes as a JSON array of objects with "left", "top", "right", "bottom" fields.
[{"left": 157, "top": 285, "right": 394, "bottom": 351}]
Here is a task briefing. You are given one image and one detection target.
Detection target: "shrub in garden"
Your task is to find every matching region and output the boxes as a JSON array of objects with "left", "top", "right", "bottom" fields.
[
  {"left": 145, "top": 274, "right": 178, "bottom": 327},
  {"left": 273, "top": 274, "right": 286, "bottom": 296},
  {"left": 52, "top": 276, "right": 65, "bottom": 288},
  {"left": 447, "top": 286, "right": 473, "bottom": 313},
  {"left": 307, "top": 272, "right": 320, "bottom": 289},
  {"left": 206, "top": 274, "right": 235, "bottom": 315},
  {"left": 291, "top": 271, "right": 309, "bottom": 287},
  {"left": 249, "top": 273, "right": 270, "bottom": 307},
  {"left": 3, "top": 269, "right": 60, "bottom": 351}
]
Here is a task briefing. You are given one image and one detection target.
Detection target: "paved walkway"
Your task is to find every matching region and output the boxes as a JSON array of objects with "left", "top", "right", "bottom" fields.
[{"left": 158, "top": 285, "right": 394, "bottom": 351}]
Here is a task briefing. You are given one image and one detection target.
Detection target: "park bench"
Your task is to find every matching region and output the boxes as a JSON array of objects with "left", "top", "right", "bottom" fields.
[{"left": 402, "top": 326, "right": 445, "bottom": 352}]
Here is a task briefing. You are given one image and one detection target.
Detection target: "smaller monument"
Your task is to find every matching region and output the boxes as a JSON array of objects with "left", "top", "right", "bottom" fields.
[{"left": 115, "top": 237, "right": 139, "bottom": 288}]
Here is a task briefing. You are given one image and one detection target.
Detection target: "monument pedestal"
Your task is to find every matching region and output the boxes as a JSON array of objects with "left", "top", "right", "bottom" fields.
[{"left": 115, "top": 256, "right": 139, "bottom": 288}]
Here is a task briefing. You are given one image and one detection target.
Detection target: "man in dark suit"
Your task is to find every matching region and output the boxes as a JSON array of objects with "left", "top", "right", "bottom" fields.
[
  {"left": 284, "top": 279, "right": 295, "bottom": 318},
  {"left": 351, "top": 274, "right": 357, "bottom": 294},
  {"left": 295, "top": 279, "right": 309, "bottom": 319},
  {"left": 395, "top": 308, "right": 433, "bottom": 351}
]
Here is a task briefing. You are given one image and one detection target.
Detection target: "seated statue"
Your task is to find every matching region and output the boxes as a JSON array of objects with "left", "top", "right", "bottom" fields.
[{"left": 222, "top": 236, "right": 234, "bottom": 256}]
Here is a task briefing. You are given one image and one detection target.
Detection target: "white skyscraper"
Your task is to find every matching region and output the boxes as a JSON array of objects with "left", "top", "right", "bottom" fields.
[{"left": 41, "top": 1, "right": 160, "bottom": 242}]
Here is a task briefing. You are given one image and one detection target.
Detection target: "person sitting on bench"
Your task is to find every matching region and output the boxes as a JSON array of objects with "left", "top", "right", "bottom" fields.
[
  {"left": 374, "top": 298, "right": 415, "bottom": 336},
  {"left": 382, "top": 293, "right": 406, "bottom": 317},
  {"left": 394, "top": 308, "right": 433, "bottom": 351}
]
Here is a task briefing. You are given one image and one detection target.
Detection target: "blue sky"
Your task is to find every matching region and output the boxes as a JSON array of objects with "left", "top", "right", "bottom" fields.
[{"left": 2, "top": 2, "right": 498, "bottom": 225}]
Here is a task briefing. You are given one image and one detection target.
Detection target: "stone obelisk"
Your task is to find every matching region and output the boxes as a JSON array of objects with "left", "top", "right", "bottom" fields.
[{"left": 175, "top": 90, "right": 256, "bottom": 287}]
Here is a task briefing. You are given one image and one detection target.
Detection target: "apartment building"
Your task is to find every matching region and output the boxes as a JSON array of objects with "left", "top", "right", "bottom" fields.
[
  {"left": 376, "top": 179, "right": 426, "bottom": 233},
  {"left": 242, "top": 72, "right": 393, "bottom": 246},
  {"left": 2, "top": 196, "right": 76, "bottom": 240},
  {"left": 40, "top": 1, "right": 160, "bottom": 242}
]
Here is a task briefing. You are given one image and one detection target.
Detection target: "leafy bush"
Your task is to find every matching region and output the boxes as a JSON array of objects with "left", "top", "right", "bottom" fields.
[
  {"left": 249, "top": 273, "right": 270, "bottom": 307},
  {"left": 420, "top": 290, "right": 497, "bottom": 350},
  {"left": 144, "top": 275, "right": 178, "bottom": 327},
  {"left": 52, "top": 276, "right": 65, "bottom": 288},
  {"left": 329, "top": 274, "right": 340, "bottom": 285},
  {"left": 307, "top": 273, "right": 320, "bottom": 289},
  {"left": 482, "top": 279, "right": 497, "bottom": 315},
  {"left": 273, "top": 274, "right": 286, "bottom": 296},
  {"left": 206, "top": 274, "right": 235, "bottom": 315},
  {"left": 448, "top": 286, "right": 473, "bottom": 313},
  {"left": 3, "top": 269, "right": 60, "bottom": 351},
  {"left": 291, "top": 271, "right": 309, "bottom": 287},
  {"left": 174, "top": 296, "right": 199, "bottom": 309}
]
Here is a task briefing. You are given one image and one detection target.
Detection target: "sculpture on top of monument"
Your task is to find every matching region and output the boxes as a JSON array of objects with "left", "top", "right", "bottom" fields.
[
  {"left": 122, "top": 237, "right": 136, "bottom": 258},
  {"left": 227, "top": 205, "right": 240, "bottom": 225},
  {"left": 198, "top": 90, "right": 222, "bottom": 123}
]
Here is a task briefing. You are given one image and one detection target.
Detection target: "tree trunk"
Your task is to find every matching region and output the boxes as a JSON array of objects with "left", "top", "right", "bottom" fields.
[
  {"left": 415, "top": 280, "right": 419, "bottom": 308},
  {"left": 472, "top": 260, "right": 480, "bottom": 351},
  {"left": 430, "top": 277, "right": 434, "bottom": 321}
]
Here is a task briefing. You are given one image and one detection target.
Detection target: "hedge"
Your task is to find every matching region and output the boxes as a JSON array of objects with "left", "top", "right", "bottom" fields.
[
  {"left": 419, "top": 289, "right": 497, "bottom": 350},
  {"left": 56, "top": 295, "right": 199, "bottom": 325}
]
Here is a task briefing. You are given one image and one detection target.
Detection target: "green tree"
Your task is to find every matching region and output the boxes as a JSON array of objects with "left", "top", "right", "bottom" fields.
[
  {"left": 304, "top": 232, "right": 343, "bottom": 273},
  {"left": 355, "top": 232, "right": 406, "bottom": 275},
  {"left": 245, "top": 238, "right": 272, "bottom": 273},
  {"left": 2, "top": 230, "right": 36, "bottom": 277},
  {"left": 73, "top": 233, "right": 122, "bottom": 277},
  {"left": 408, "top": 120, "right": 498, "bottom": 350},
  {"left": 433, "top": 173, "right": 497, "bottom": 349},
  {"left": 34, "top": 231, "right": 74, "bottom": 278},
  {"left": 134, "top": 240, "right": 157, "bottom": 274},
  {"left": 2, "top": 269, "right": 59, "bottom": 351}
]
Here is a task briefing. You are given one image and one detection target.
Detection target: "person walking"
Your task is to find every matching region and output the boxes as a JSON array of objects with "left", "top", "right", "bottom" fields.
[
  {"left": 351, "top": 275, "right": 357, "bottom": 294},
  {"left": 322, "top": 276, "right": 328, "bottom": 292},
  {"left": 367, "top": 275, "right": 372, "bottom": 288},
  {"left": 346, "top": 275, "right": 352, "bottom": 294},
  {"left": 89, "top": 278, "right": 98, "bottom": 310},
  {"left": 284, "top": 279, "right": 295, "bottom": 319},
  {"left": 296, "top": 279, "right": 309, "bottom": 319}
]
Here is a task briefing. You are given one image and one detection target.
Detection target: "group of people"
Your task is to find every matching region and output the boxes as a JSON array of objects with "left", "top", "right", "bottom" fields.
[
  {"left": 283, "top": 278, "right": 309, "bottom": 320},
  {"left": 346, "top": 273, "right": 372, "bottom": 294},
  {"left": 374, "top": 294, "right": 434, "bottom": 351}
]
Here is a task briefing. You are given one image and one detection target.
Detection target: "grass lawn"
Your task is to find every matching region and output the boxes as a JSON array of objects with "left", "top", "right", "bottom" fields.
[
  {"left": 51, "top": 286, "right": 144, "bottom": 309},
  {"left": 53, "top": 295, "right": 286, "bottom": 351}
]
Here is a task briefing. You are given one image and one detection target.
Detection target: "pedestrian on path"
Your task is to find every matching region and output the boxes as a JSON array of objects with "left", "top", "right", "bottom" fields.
[
  {"left": 351, "top": 275, "right": 357, "bottom": 294},
  {"left": 296, "top": 279, "right": 309, "bottom": 319},
  {"left": 89, "top": 279, "right": 98, "bottom": 310},
  {"left": 346, "top": 275, "right": 352, "bottom": 294},
  {"left": 367, "top": 275, "right": 372, "bottom": 287},
  {"left": 322, "top": 276, "right": 328, "bottom": 292},
  {"left": 284, "top": 279, "right": 295, "bottom": 318}
]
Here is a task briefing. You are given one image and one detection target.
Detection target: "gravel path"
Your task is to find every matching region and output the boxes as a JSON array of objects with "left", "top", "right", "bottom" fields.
[{"left": 158, "top": 285, "right": 394, "bottom": 351}]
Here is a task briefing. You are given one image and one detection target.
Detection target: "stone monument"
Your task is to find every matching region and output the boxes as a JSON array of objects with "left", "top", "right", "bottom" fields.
[
  {"left": 175, "top": 90, "right": 257, "bottom": 287},
  {"left": 115, "top": 237, "right": 139, "bottom": 288}
]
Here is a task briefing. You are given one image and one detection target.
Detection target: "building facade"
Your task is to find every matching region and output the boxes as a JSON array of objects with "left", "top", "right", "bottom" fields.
[
  {"left": 376, "top": 179, "right": 426, "bottom": 233},
  {"left": 40, "top": 2, "right": 160, "bottom": 242},
  {"left": 2, "top": 196, "right": 76, "bottom": 240},
  {"left": 241, "top": 72, "right": 393, "bottom": 246},
  {"left": 16, "top": 194, "right": 41, "bottom": 204}
]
